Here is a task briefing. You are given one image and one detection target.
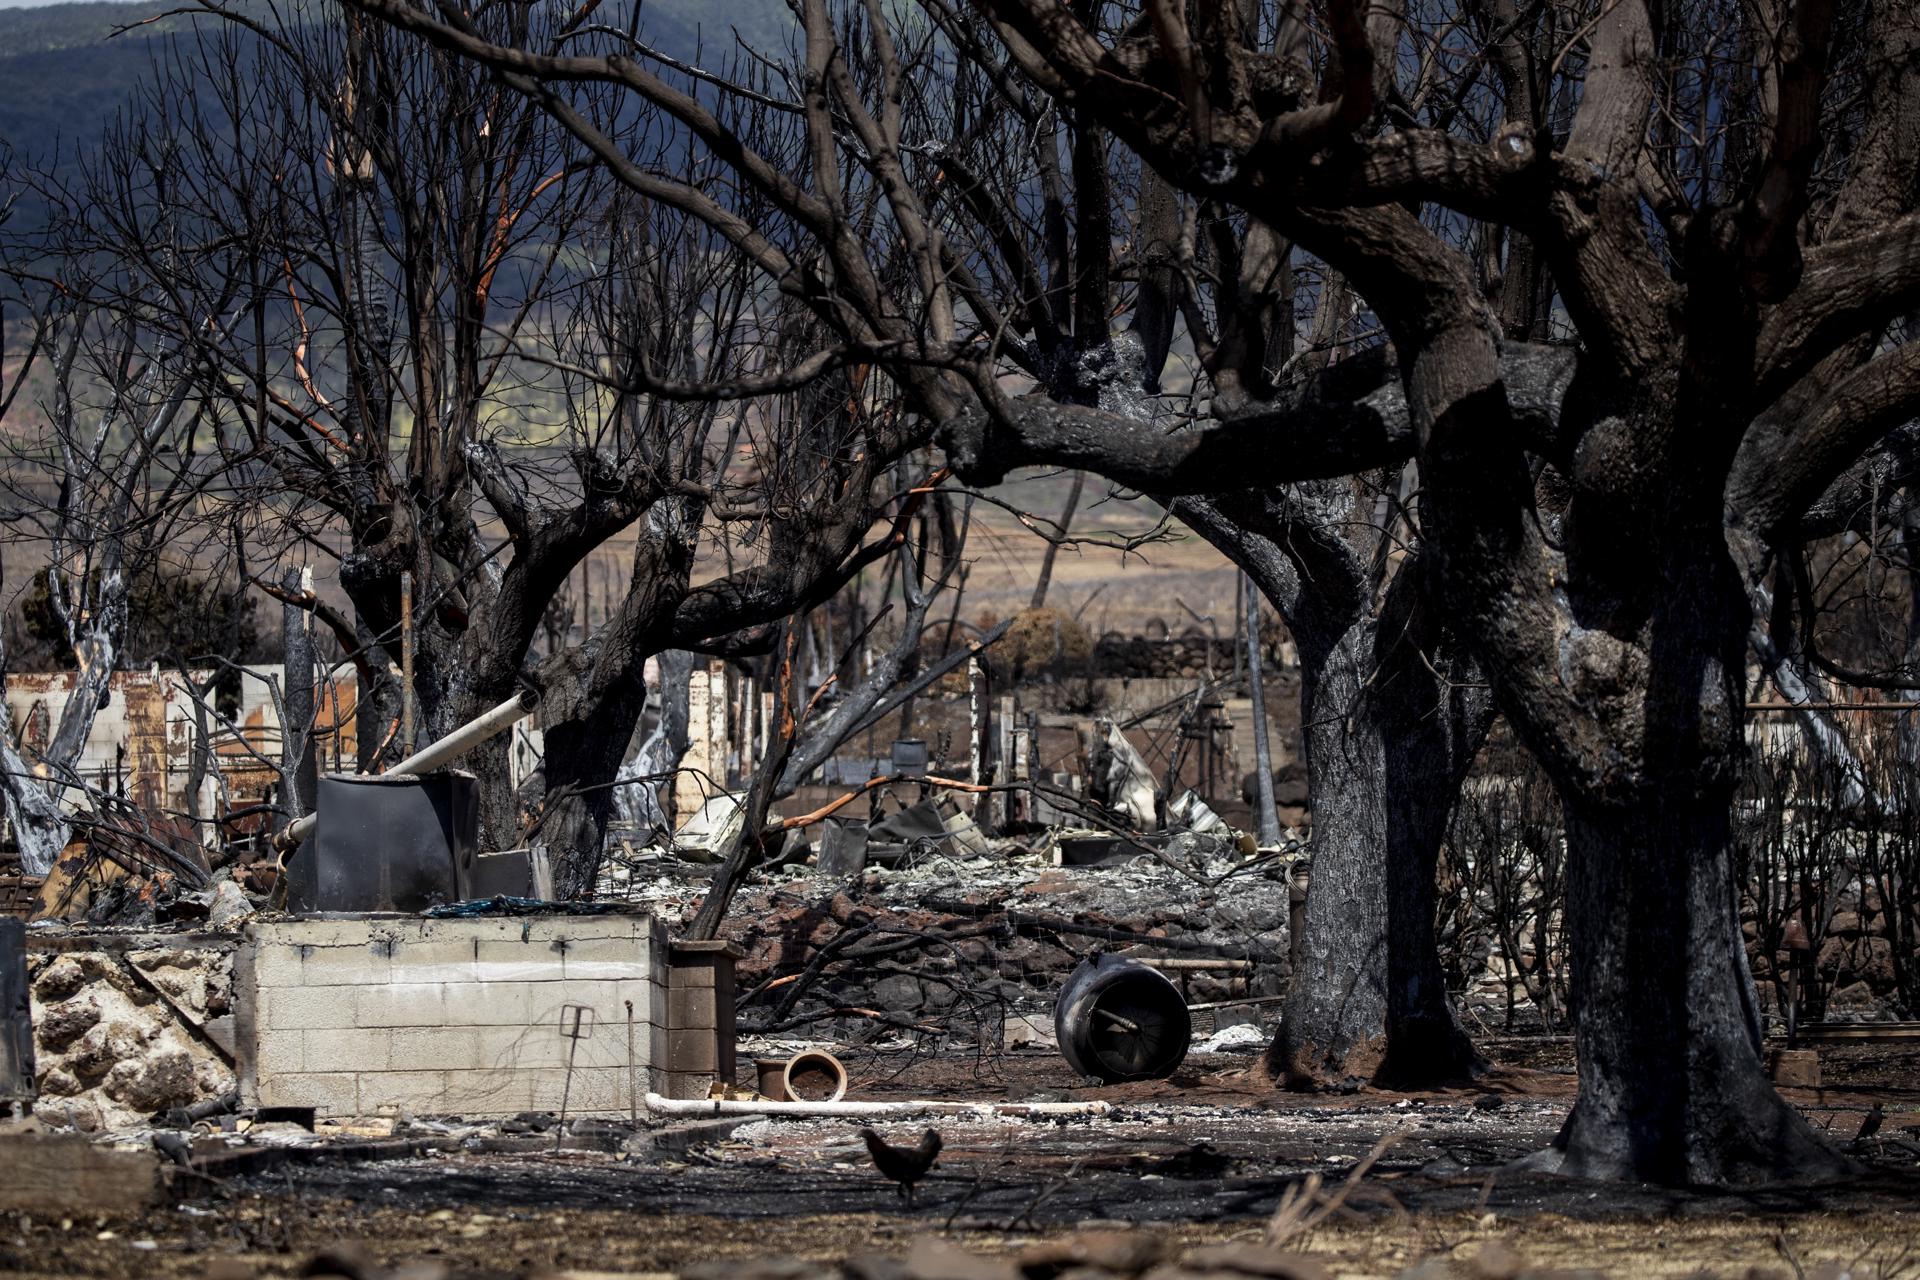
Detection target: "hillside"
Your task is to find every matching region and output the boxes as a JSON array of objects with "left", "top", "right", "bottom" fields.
[
  {"left": 0, "top": 2, "right": 184, "bottom": 168},
  {"left": 0, "top": 0, "right": 795, "bottom": 208}
]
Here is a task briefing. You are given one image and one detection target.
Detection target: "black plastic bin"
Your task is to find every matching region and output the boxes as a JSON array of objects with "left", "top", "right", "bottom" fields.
[{"left": 288, "top": 771, "right": 479, "bottom": 913}]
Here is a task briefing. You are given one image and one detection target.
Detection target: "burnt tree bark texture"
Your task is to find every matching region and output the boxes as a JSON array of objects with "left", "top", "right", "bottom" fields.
[
  {"left": 338, "top": 0, "right": 1920, "bottom": 1182},
  {"left": 1179, "top": 492, "right": 1489, "bottom": 1088}
]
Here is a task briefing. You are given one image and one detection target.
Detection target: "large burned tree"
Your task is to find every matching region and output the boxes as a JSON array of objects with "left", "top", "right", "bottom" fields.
[
  {"left": 343, "top": 0, "right": 1920, "bottom": 1183},
  {"left": 957, "top": 0, "right": 1920, "bottom": 1182},
  {"left": 339, "top": 0, "right": 1494, "bottom": 1091}
]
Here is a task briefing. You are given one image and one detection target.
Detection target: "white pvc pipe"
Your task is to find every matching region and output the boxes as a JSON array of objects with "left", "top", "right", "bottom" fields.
[
  {"left": 387, "top": 689, "right": 539, "bottom": 777},
  {"left": 644, "top": 1093, "right": 1112, "bottom": 1119}
]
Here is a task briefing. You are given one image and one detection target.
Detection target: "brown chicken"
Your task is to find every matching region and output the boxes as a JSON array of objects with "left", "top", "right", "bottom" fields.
[{"left": 859, "top": 1127, "right": 943, "bottom": 1206}]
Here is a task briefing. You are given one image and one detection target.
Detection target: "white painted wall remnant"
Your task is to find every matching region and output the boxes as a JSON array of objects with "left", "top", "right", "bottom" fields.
[
  {"left": 238, "top": 915, "right": 668, "bottom": 1119},
  {"left": 0, "top": 666, "right": 545, "bottom": 844}
]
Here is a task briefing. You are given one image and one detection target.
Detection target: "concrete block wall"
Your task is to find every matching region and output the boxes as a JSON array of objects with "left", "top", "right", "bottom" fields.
[{"left": 236, "top": 915, "right": 667, "bottom": 1119}]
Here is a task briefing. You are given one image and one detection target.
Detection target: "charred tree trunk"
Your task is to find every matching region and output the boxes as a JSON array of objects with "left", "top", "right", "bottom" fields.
[
  {"left": 1274, "top": 598, "right": 1487, "bottom": 1087},
  {"left": 537, "top": 652, "right": 650, "bottom": 899},
  {"left": 1510, "top": 547, "right": 1854, "bottom": 1182},
  {"left": 1173, "top": 493, "right": 1487, "bottom": 1088},
  {"left": 530, "top": 512, "right": 697, "bottom": 897},
  {"left": 1553, "top": 789, "right": 1845, "bottom": 1182},
  {"left": 353, "top": 612, "right": 401, "bottom": 772}
]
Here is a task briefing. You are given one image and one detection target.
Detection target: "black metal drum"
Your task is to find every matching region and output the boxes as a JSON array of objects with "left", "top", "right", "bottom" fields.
[{"left": 1053, "top": 953, "right": 1192, "bottom": 1082}]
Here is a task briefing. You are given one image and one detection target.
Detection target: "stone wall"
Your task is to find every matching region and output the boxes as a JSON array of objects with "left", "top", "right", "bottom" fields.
[
  {"left": 28, "top": 937, "right": 238, "bottom": 1131},
  {"left": 237, "top": 915, "right": 668, "bottom": 1119}
]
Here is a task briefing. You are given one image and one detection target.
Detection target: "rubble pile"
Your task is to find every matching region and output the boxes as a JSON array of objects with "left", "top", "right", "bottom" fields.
[
  {"left": 604, "top": 835, "right": 1294, "bottom": 1046},
  {"left": 28, "top": 941, "right": 237, "bottom": 1130}
]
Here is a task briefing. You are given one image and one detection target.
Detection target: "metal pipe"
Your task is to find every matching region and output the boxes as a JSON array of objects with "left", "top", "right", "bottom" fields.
[
  {"left": 387, "top": 688, "right": 538, "bottom": 776},
  {"left": 400, "top": 571, "right": 416, "bottom": 755},
  {"left": 275, "top": 688, "right": 538, "bottom": 850}
]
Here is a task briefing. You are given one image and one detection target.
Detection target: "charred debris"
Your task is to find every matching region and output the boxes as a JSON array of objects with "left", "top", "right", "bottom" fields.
[{"left": 0, "top": 617, "right": 1332, "bottom": 1182}]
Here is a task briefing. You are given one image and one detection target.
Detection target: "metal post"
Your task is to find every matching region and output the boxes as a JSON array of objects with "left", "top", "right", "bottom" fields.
[
  {"left": 399, "top": 570, "right": 416, "bottom": 755},
  {"left": 1245, "top": 573, "right": 1283, "bottom": 847},
  {"left": 282, "top": 567, "right": 318, "bottom": 820}
]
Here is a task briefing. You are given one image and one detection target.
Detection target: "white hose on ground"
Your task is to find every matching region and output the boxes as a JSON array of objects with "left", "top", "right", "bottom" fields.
[{"left": 644, "top": 1093, "right": 1112, "bottom": 1119}]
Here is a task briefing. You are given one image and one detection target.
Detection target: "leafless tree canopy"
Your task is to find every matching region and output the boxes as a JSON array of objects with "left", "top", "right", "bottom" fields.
[
  {"left": 323, "top": 0, "right": 1920, "bottom": 1185},
  {"left": 1, "top": 0, "right": 1915, "bottom": 1188}
]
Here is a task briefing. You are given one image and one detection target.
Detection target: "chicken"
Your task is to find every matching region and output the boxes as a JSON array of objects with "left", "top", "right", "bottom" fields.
[{"left": 859, "top": 1126, "right": 943, "bottom": 1206}]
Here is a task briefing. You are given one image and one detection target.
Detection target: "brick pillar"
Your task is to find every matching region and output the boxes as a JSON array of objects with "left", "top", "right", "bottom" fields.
[{"left": 665, "top": 940, "right": 741, "bottom": 1100}]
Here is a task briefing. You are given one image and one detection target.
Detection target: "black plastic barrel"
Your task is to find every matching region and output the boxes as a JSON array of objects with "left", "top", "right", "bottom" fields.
[
  {"left": 289, "top": 771, "right": 479, "bottom": 913},
  {"left": 1053, "top": 954, "right": 1192, "bottom": 1082}
]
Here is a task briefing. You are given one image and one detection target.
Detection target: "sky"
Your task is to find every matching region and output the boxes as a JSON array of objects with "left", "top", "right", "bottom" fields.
[{"left": 0, "top": 0, "right": 146, "bottom": 8}]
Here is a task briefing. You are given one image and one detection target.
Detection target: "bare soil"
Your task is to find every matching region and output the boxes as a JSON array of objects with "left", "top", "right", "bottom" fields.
[{"left": 2, "top": 1041, "right": 1916, "bottom": 1279}]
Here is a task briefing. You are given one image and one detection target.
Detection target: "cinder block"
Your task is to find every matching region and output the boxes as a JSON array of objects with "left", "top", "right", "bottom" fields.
[
  {"left": 670, "top": 961, "right": 719, "bottom": 991},
  {"left": 352, "top": 982, "right": 451, "bottom": 1028},
  {"left": 517, "top": 918, "right": 639, "bottom": 944},
  {"left": 665, "top": 1071, "right": 717, "bottom": 1101},
  {"left": 435, "top": 1070, "right": 533, "bottom": 1115},
  {"left": 430, "top": 981, "right": 537, "bottom": 1028},
  {"left": 386, "top": 961, "right": 478, "bottom": 986},
  {"left": 256, "top": 1071, "right": 358, "bottom": 1114},
  {"left": 254, "top": 919, "right": 402, "bottom": 949},
  {"left": 545, "top": 982, "right": 656, "bottom": 1020},
  {"left": 388, "top": 936, "right": 482, "bottom": 974},
  {"left": 253, "top": 1027, "right": 305, "bottom": 1076},
  {"left": 387, "top": 1027, "right": 482, "bottom": 1072},
  {"left": 560, "top": 1021, "right": 648, "bottom": 1073},
  {"left": 604, "top": 983, "right": 655, "bottom": 1029},
  {"left": 248, "top": 943, "right": 307, "bottom": 989},
  {"left": 666, "top": 1028, "right": 719, "bottom": 1074},
  {"left": 526, "top": 1065, "right": 634, "bottom": 1115},
  {"left": 561, "top": 959, "right": 649, "bottom": 983},
  {"left": 356, "top": 1070, "right": 451, "bottom": 1113},
  {"left": 298, "top": 946, "right": 392, "bottom": 987},
  {"left": 303, "top": 1027, "right": 392, "bottom": 1072},
  {"left": 471, "top": 1024, "right": 567, "bottom": 1071},
  {"left": 261, "top": 985, "right": 355, "bottom": 1031},
  {"left": 667, "top": 985, "right": 719, "bottom": 1032},
  {"left": 648, "top": 1020, "right": 669, "bottom": 1087},
  {"left": 560, "top": 935, "right": 644, "bottom": 976}
]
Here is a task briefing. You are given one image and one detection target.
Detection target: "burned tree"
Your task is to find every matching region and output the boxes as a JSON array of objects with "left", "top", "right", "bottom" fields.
[
  {"left": 950, "top": 0, "right": 1920, "bottom": 1182},
  {"left": 0, "top": 193, "right": 232, "bottom": 873},
  {"left": 336, "top": 0, "right": 1499, "bottom": 1088}
]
